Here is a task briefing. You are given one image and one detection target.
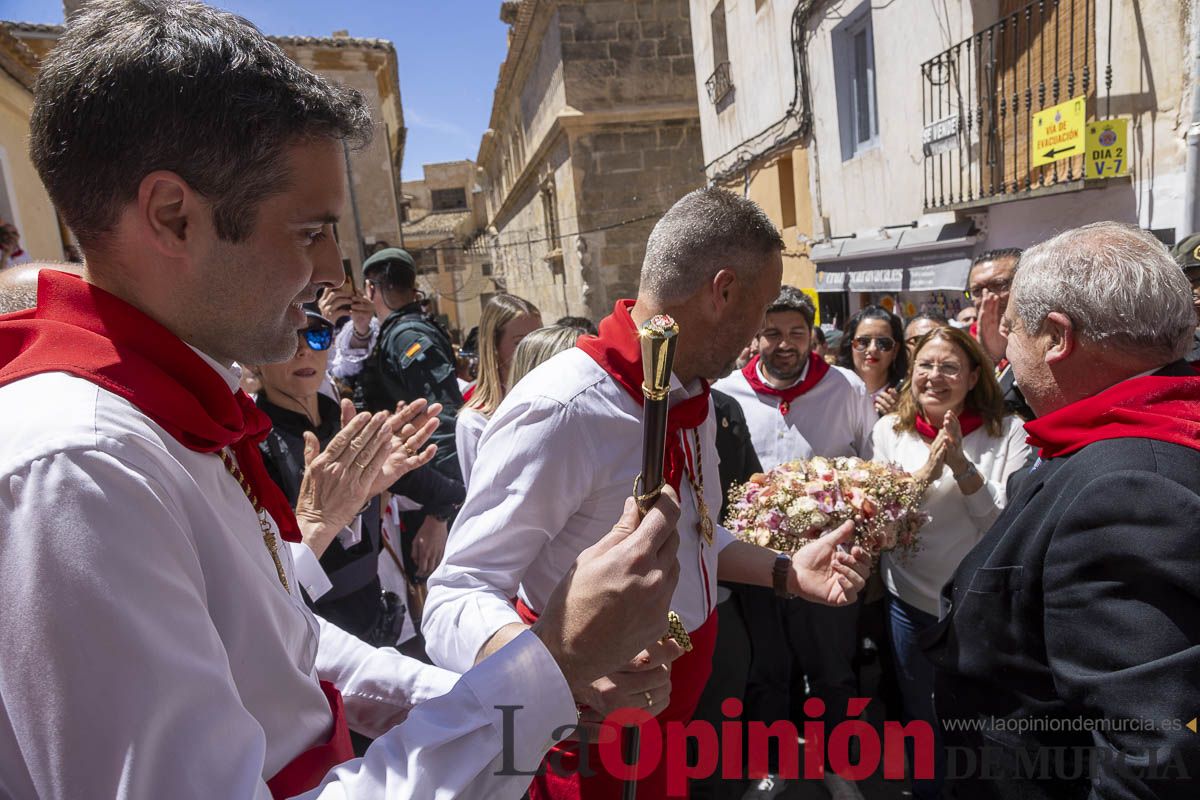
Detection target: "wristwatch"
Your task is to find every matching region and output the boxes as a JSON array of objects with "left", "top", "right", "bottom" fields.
[
  {"left": 773, "top": 551, "right": 796, "bottom": 599},
  {"left": 952, "top": 461, "right": 978, "bottom": 481}
]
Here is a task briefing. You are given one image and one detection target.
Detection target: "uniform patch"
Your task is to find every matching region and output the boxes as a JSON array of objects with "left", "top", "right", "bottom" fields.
[{"left": 404, "top": 341, "right": 423, "bottom": 359}]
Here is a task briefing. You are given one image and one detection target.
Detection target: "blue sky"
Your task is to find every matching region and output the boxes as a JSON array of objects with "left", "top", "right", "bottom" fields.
[{"left": 2, "top": 0, "right": 510, "bottom": 180}]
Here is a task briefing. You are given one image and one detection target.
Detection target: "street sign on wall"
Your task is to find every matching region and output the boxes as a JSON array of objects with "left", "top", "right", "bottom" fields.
[
  {"left": 1084, "top": 119, "right": 1130, "bottom": 179},
  {"left": 1032, "top": 96, "right": 1085, "bottom": 167},
  {"left": 922, "top": 114, "right": 960, "bottom": 157}
]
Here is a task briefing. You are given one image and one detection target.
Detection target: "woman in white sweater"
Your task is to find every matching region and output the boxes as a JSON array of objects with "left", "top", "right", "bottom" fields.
[{"left": 871, "top": 325, "right": 1030, "bottom": 800}]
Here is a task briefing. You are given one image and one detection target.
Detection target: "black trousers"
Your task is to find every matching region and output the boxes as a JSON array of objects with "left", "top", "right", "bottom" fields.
[
  {"left": 740, "top": 585, "right": 861, "bottom": 771},
  {"left": 690, "top": 587, "right": 753, "bottom": 799}
]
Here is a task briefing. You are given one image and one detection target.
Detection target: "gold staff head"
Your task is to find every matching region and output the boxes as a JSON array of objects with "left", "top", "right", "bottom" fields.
[{"left": 638, "top": 314, "right": 679, "bottom": 402}]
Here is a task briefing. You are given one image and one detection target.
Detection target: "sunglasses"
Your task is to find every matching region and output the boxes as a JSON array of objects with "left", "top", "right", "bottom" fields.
[
  {"left": 301, "top": 326, "right": 333, "bottom": 351},
  {"left": 851, "top": 336, "right": 896, "bottom": 352}
]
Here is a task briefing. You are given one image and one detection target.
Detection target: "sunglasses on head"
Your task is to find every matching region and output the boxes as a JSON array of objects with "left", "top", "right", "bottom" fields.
[
  {"left": 851, "top": 336, "right": 896, "bottom": 352},
  {"left": 301, "top": 326, "right": 333, "bottom": 352}
]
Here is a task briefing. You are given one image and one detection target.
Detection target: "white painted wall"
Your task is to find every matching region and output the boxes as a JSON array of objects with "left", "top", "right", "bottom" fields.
[
  {"left": 805, "top": 0, "right": 975, "bottom": 237},
  {"left": 799, "top": 0, "right": 1192, "bottom": 245},
  {"left": 687, "top": 0, "right": 803, "bottom": 176}
]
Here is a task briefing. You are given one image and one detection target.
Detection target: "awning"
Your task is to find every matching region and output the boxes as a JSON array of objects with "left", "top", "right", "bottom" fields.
[{"left": 810, "top": 221, "right": 977, "bottom": 293}]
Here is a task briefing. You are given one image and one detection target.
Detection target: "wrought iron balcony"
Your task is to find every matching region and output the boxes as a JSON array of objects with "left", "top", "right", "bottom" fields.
[
  {"left": 921, "top": 0, "right": 1103, "bottom": 211},
  {"left": 706, "top": 61, "right": 734, "bottom": 106}
]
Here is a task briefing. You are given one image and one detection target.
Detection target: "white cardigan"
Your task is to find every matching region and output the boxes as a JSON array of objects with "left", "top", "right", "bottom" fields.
[{"left": 871, "top": 413, "right": 1031, "bottom": 616}]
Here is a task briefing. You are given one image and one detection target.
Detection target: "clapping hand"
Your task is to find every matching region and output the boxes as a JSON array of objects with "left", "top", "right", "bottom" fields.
[
  {"left": 294, "top": 399, "right": 439, "bottom": 557},
  {"left": 940, "top": 410, "right": 968, "bottom": 474},
  {"left": 874, "top": 387, "right": 900, "bottom": 416},
  {"left": 913, "top": 410, "right": 967, "bottom": 489}
]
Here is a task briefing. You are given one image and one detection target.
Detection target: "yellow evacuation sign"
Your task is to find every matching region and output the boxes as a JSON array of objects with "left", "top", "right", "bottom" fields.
[
  {"left": 1085, "top": 119, "right": 1130, "bottom": 179},
  {"left": 1032, "top": 96, "right": 1086, "bottom": 167},
  {"left": 801, "top": 288, "right": 821, "bottom": 327}
]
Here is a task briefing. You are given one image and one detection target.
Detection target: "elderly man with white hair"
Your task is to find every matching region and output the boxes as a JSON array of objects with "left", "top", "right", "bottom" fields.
[{"left": 923, "top": 222, "right": 1200, "bottom": 799}]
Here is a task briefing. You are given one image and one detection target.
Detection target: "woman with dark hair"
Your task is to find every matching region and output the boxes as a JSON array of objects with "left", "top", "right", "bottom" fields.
[
  {"left": 837, "top": 305, "right": 908, "bottom": 416},
  {"left": 870, "top": 325, "right": 1030, "bottom": 800}
]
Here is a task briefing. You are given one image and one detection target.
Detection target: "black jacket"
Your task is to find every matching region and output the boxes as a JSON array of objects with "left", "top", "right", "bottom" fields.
[
  {"left": 922, "top": 361, "right": 1200, "bottom": 799},
  {"left": 357, "top": 302, "right": 465, "bottom": 483},
  {"left": 712, "top": 388, "right": 763, "bottom": 521}
]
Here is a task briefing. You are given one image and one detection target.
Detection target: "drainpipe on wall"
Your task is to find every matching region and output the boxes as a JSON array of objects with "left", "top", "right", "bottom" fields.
[{"left": 1183, "top": 2, "right": 1200, "bottom": 236}]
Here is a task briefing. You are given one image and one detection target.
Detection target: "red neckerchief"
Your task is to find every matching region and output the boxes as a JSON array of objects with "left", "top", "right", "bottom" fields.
[
  {"left": 0, "top": 271, "right": 357, "bottom": 797},
  {"left": 0, "top": 270, "right": 301, "bottom": 543},
  {"left": 914, "top": 408, "right": 985, "bottom": 442},
  {"left": 577, "top": 299, "right": 710, "bottom": 492},
  {"left": 740, "top": 352, "right": 830, "bottom": 415},
  {"left": 1024, "top": 371, "right": 1200, "bottom": 459}
]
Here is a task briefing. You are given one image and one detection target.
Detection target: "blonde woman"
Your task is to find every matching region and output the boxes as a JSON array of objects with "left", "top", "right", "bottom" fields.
[
  {"left": 506, "top": 324, "right": 585, "bottom": 389},
  {"left": 456, "top": 294, "right": 541, "bottom": 487}
]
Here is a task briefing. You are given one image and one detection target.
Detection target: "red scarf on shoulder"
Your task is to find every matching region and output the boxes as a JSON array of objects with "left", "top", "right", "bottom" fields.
[
  {"left": 0, "top": 271, "right": 353, "bottom": 797},
  {"left": 1024, "top": 370, "right": 1200, "bottom": 458},
  {"left": 741, "top": 351, "right": 830, "bottom": 415},
  {"left": 577, "top": 299, "right": 710, "bottom": 492}
]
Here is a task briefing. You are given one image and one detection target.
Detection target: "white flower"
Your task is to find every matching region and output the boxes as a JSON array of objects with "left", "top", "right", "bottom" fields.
[{"left": 793, "top": 497, "right": 818, "bottom": 514}]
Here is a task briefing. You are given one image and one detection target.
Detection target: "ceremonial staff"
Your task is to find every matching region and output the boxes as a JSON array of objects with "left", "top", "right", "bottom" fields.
[{"left": 623, "top": 314, "right": 693, "bottom": 800}]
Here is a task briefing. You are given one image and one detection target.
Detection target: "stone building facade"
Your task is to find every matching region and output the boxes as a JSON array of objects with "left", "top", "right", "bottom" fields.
[
  {"left": 0, "top": 23, "right": 65, "bottom": 264},
  {"left": 276, "top": 34, "right": 406, "bottom": 282},
  {"left": 400, "top": 160, "right": 498, "bottom": 339},
  {"left": 6, "top": 6, "right": 405, "bottom": 284},
  {"left": 478, "top": 0, "right": 705, "bottom": 322}
]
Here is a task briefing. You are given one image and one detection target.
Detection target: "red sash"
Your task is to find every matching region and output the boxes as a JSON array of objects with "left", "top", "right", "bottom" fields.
[
  {"left": 515, "top": 599, "right": 719, "bottom": 799},
  {"left": 0, "top": 271, "right": 354, "bottom": 794},
  {"left": 576, "top": 299, "right": 710, "bottom": 493},
  {"left": 740, "top": 352, "right": 829, "bottom": 415},
  {"left": 266, "top": 681, "right": 355, "bottom": 798},
  {"left": 1024, "top": 371, "right": 1200, "bottom": 458}
]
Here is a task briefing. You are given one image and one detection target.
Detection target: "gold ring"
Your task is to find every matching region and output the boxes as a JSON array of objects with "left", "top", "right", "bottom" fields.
[
  {"left": 403, "top": 444, "right": 416, "bottom": 456},
  {"left": 643, "top": 691, "right": 653, "bottom": 708},
  {"left": 353, "top": 459, "right": 368, "bottom": 469}
]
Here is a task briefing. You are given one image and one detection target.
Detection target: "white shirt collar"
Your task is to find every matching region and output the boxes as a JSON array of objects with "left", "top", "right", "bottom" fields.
[
  {"left": 668, "top": 372, "right": 706, "bottom": 404},
  {"left": 186, "top": 344, "right": 241, "bottom": 394},
  {"left": 756, "top": 355, "right": 809, "bottom": 390}
]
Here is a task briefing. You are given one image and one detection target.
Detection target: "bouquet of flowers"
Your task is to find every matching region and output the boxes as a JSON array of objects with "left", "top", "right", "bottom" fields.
[{"left": 724, "top": 456, "right": 928, "bottom": 560}]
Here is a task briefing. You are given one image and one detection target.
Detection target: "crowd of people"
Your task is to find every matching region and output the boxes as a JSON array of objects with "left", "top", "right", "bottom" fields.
[{"left": 0, "top": 2, "right": 1197, "bottom": 799}]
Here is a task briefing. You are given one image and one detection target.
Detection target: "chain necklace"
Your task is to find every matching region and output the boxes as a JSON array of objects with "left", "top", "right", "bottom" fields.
[
  {"left": 684, "top": 429, "right": 715, "bottom": 546},
  {"left": 219, "top": 449, "right": 290, "bottom": 592}
]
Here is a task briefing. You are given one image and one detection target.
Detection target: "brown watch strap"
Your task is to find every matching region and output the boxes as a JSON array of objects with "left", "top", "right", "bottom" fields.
[{"left": 773, "top": 551, "right": 796, "bottom": 599}]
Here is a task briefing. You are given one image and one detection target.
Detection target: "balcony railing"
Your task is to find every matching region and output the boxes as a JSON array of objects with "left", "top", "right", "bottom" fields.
[
  {"left": 921, "top": 0, "right": 1099, "bottom": 210},
  {"left": 706, "top": 61, "right": 734, "bottom": 105}
]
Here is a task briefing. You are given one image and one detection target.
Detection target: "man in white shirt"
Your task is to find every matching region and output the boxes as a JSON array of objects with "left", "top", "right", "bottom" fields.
[
  {"left": 425, "top": 188, "right": 872, "bottom": 799},
  {"left": 713, "top": 287, "right": 874, "bottom": 800},
  {"left": 0, "top": 2, "right": 686, "bottom": 797}
]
